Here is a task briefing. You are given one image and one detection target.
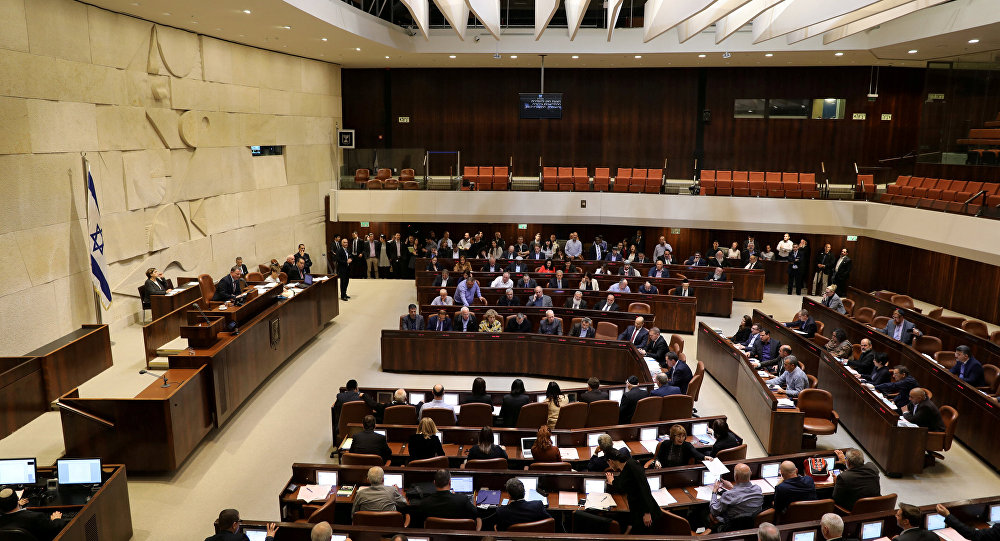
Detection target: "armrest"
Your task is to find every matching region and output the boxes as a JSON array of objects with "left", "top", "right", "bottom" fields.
[
  {"left": 476, "top": 518, "right": 483, "bottom": 531},
  {"left": 403, "top": 514, "right": 411, "bottom": 528},
  {"left": 757, "top": 508, "right": 776, "bottom": 524},
  {"left": 830, "top": 411, "right": 840, "bottom": 424},
  {"left": 925, "top": 432, "right": 945, "bottom": 452},
  {"left": 644, "top": 459, "right": 655, "bottom": 469},
  {"left": 835, "top": 504, "right": 852, "bottom": 516}
]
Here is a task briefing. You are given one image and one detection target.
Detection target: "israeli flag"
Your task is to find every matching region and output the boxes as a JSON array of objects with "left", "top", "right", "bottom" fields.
[{"left": 87, "top": 171, "right": 112, "bottom": 309}]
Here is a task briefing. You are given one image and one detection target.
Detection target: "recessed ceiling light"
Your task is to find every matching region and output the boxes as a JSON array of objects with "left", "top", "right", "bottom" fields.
[
  {"left": 834, "top": 52, "right": 844, "bottom": 56},
  {"left": 191, "top": 21, "right": 198, "bottom": 24},
  {"left": 698, "top": 54, "right": 706, "bottom": 58},
  {"left": 634, "top": 55, "right": 641, "bottom": 59},
  {"left": 281, "top": 25, "right": 291, "bottom": 29},
  {"left": 242, "top": 9, "right": 251, "bottom": 14},
  {"left": 239, "top": 34, "right": 245, "bottom": 37},
  {"left": 355, "top": 47, "right": 361, "bottom": 51},
  {"left": 321, "top": 38, "right": 328, "bottom": 41},
  {"left": 968, "top": 39, "right": 979, "bottom": 44},
  {"left": 449, "top": 55, "right": 456, "bottom": 58},
  {"left": 908, "top": 49, "right": 918, "bottom": 54},
  {"left": 764, "top": 53, "right": 773, "bottom": 57},
  {"left": 162, "top": 11, "right": 171, "bottom": 15},
  {"left": 130, "top": 2, "right": 140, "bottom": 5},
  {"left": 510, "top": 55, "right": 517, "bottom": 59},
  {"left": 385, "top": 55, "right": 390, "bottom": 59},
  {"left": 571, "top": 55, "right": 579, "bottom": 59}
]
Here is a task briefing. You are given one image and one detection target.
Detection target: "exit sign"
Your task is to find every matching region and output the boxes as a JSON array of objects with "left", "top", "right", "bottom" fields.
[
  {"left": 360, "top": 222, "right": 370, "bottom": 227},
  {"left": 671, "top": 228, "right": 681, "bottom": 234},
  {"left": 881, "top": 114, "right": 892, "bottom": 121},
  {"left": 852, "top": 113, "right": 867, "bottom": 120},
  {"left": 398, "top": 116, "right": 410, "bottom": 123},
  {"left": 518, "top": 224, "right": 527, "bottom": 230},
  {"left": 846, "top": 235, "right": 858, "bottom": 241}
]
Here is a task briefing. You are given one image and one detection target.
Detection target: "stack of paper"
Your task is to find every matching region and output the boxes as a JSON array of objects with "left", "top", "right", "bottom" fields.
[
  {"left": 652, "top": 488, "right": 676, "bottom": 506},
  {"left": 165, "top": 290, "right": 179, "bottom": 296},
  {"left": 757, "top": 370, "right": 771, "bottom": 378},
  {"left": 559, "top": 448, "right": 580, "bottom": 460},
  {"left": 314, "top": 276, "right": 329, "bottom": 282},
  {"left": 703, "top": 459, "right": 730, "bottom": 477},
  {"left": 298, "top": 484, "right": 333, "bottom": 502},
  {"left": 776, "top": 398, "right": 796, "bottom": 408},
  {"left": 750, "top": 479, "right": 775, "bottom": 495},
  {"left": 693, "top": 486, "right": 715, "bottom": 501},
  {"left": 898, "top": 418, "right": 918, "bottom": 428},
  {"left": 339, "top": 438, "right": 353, "bottom": 450},
  {"left": 584, "top": 492, "right": 615, "bottom": 510}
]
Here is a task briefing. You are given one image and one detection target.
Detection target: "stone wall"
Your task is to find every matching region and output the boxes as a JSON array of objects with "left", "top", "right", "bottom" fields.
[{"left": 0, "top": 0, "right": 341, "bottom": 354}]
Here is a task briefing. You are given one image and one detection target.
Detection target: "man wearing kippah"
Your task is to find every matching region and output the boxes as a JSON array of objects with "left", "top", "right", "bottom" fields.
[
  {"left": 203, "top": 508, "right": 276, "bottom": 541},
  {"left": 0, "top": 487, "right": 69, "bottom": 540}
]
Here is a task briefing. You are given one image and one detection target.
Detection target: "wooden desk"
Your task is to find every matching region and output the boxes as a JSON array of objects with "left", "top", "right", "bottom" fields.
[
  {"left": 149, "top": 277, "right": 201, "bottom": 320},
  {"left": 416, "top": 286, "right": 697, "bottom": 333},
  {"left": 23, "top": 464, "right": 134, "bottom": 541},
  {"left": 696, "top": 322, "right": 804, "bottom": 454},
  {"left": 201, "top": 281, "right": 284, "bottom": 327},
  {"left": 0, "top": 357, "right": 46, "bottom": 438},
  {"left": 754, "top": 310, "right": 927, "bottom": 476},
  {"left": 803, "top": 297, "right": 1000, "bottom": 472},
  {"left": 418, "top": 305, "right": 653, "bottom": 335},
  {"left": 24, "top": 324, "right": 113, "bottom": 402},
  {"left": 382, "top": 330, "right": 654, "bottom": 384},
  {"left": 142, "top": 299, "right": 197, "bottom": 366}
]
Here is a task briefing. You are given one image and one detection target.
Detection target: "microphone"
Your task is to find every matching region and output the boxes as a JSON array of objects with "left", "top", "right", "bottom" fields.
[
  {"left": 191, "top": 303, "right": 213, "bottom": 326},
  {"left": 139, "top": 369, "right": 171, "bottom": 388}
]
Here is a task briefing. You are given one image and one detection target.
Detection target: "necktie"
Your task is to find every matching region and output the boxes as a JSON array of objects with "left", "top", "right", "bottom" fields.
[{"left": 631, "top": 329, "right": 639, "bottom": 344}]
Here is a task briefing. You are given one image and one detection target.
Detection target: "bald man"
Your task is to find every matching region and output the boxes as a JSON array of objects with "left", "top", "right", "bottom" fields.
[
  {"left": 902, "top": 387, "right": 945, "bottom": 432},
  {"left": 618, "top": 316, "right": 649, "bottom": 348},
  {"left": 709, "top": 463, "right": 764, "bottom": 527},
  {"left": 772, "top": 460, "right": 817, "bottom": 516}
]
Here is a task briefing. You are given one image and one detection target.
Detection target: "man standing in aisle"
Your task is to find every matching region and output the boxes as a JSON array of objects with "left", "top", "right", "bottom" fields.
[
  {"left": 363, "top": 233, "right": 381, "bottom": 278},
  {"left": 334, "top": 238, "right": 352, "bottom": 301},
  {"left": 832, "top": 248, "right": 852, "bottom": 293},
  {"left": 811, "top": 243, "right": 835, "bottom": 296}
]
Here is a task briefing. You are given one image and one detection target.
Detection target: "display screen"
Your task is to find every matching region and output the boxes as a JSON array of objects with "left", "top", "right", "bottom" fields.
[
  {"left": 452, "top": 476, "right": 474, "bottom": 493},
  {"left": 925, "top": 514, "right": 946, "bottom": 531},
  {"left": 56, "top": 458, "right": 102, "bottom": 485},
  {"left": 0, "top": 459, "right": 36, "bottom": 485},
  {"left": 384, "top": 473, "right": 404, "bottom": 488},
  {"left": 760, "top": 463, "right": 780, "bottom": 479},
  {"left": 316, "top": 471, "right": 337, "bottom": 486},
  {"left": 861, "top": 521, "right": 883, "bottom": 540},
  {"left": 646, "top": 476, "right": 661, "bottom": 491},
  {"left": 519, "top": 93, "right": 563, "bottom": 119},
  {"left": 792, "top": 531, "right": 816, "bottom": 541},
  {"left": 584, "top": 478, "right": 605, "bottom": 494}
]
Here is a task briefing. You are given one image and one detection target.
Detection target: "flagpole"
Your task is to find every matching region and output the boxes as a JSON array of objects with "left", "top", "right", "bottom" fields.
[{"left": 83, "top": 153, "right": 104, "bottom": 324}]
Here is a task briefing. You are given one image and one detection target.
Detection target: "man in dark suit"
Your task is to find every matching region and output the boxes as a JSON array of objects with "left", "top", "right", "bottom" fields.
[
  {"left": 638, "top": 327, "right": 668, "bottom": 365},
  {"left": 281, "top": 255, "right": 297, "bottom": 276},
  {"left": 295, "top": 244, "right": 313, "bottom": 274},
  {"left": 563, "top": 290, "right": 588, "bottom": 309},
  {"left": 452, "top": 307, "right": 478, "bottom": 332},
  {"left": 212, "top": 266, "right": 243, "bottom": 301},
  {"left": 894, "top": 503, "right": 939, "bottom": 541},
  {"left": 351, "top": 415, "right": 392, "bottom": 463},
  {"left": 388, "top": 233, "right": 407, "bottom": 278},
  {"left": 875, "top": 365, "right": 919, "bottom": 409},
  {"left": 399, "top": 304, "right": 425, "bottom": 330},
  {"left": 831, "top": 448, "right": 881, "bottom": 511},
  {"left": 650, "top": 372, "right": 681, "bottom": 396},
  {"left": 618, "top": 316, "right": 650, "bottom": 348},
  {"left": 548, "top": 270, "right": 568, "bottom": 289},
  {"left": 708, "top": 250, "right": 727, "bottom": 268},
  {"left": 708, "top": 267, "right": 727, "bottom": 282},
  {"left": 743, "top": 254, "right": 761, "bottom": 270},
  {"left": 505, "top": 313, "right": 532, "bottom": 333},
  {"left": 516, "top": 274, "right": 536, "bottom": 289},
  {"left": 569, "top": 317, "right": 597, "bottom": 338},
  {"left": 878, "top": 310, "right": 923, "bottom": 345},
  {"left": 234, "top": 257, "right": 249, "bottom": 277},
  {"left": 495, "top": 478, "right": 551, "bottom": 530},
  {"left": 665, "top": 353, "right": 693, "bottom": 394},
  {"left": 497, "top": 289, "right": 521, "bottom": 306},
  {"left": 0, "top": 487, "right": 72, "bottom": 541},
  {"left": 648, "top": 260, "right": 670, "bottom": 278},
  {"left": 287, "top": 258, "right": 307, "bottom": 281},
  {"left": 481, "top": 256, "right": 503, "bottom": 273},
  {"left": 506, "top": 258, "right": 529, "bottom": 274},
  {"left": 820, "top": 513, "right": 857, "bottom": 541},
  {"left": 348, "top": 233, "right": 363, "bottom": 277},
  {"left": 849, "top": 338, "right": 876, "bottom": 374},
  {"left": 773, "top": 460, "right": 817, "bottom": 516},
  {"left": 597, "top": 294, "right": 619, "bottom": 312},
  {"left": 950, "top": 345, "right": 985, "bottom": 387},
  {"left": 832, "top": 248, "right": 852, "bottom": 293},
  {"left": 428, "top": 310, "right": 452, "bottom": 331},
  {"left": 811, "top": 243, "right": 835, "bottom": 296},
  {"left": 334, "top": 238, "right": 352, "bottom": 300},
  {"left": 432, "top": 269, "right": 453, "bottom": 288},
  {"left": 415, "top": 470, "right": 479, "bottom": 526},
  {"left": 787, "top": 243, "right": 806, "bottom": 295},
  {"left": 333, "top": 379, "right": 375, "bottom": 442},
  {"left": 935, "top": 502, "right": 1000, "bottom": 541},
  {"left": 673, "top": 279, "right": 694, "bottom": 296},
  {"left": 750, "top": 330, "right": 782, "bottom": 368},
  {"left": 605, "top": 449, "right": 662, "bottom": 534},
  {"left": 637, "top": 281, "right": 658, "bottom": 295},
  {"left": 579, "top": 378, "right": 609, "bottom": 403},
  {"left": 902, "top": 388, "right": 945, "bottom": 432},
  {"left": 684, "top": 253, "right": 707, "bottom": 266},
  {"left": 785, "top": 309, "right": 818, "bottom": 338},
  {"left": 618, "top": 376, "right": 649, "bottom": 424},
  {"left": 586, "top": 237, "right": 606, "bottom": 261}
]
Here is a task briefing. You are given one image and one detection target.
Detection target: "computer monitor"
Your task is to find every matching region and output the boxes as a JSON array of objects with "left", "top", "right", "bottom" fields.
[
  {"left": 989, "top": 503, "right": 1000, "bottom": 524},
  {"left": 374, "top": 429, "right": 386, "bottom": 437},
  {"left": 384, "top": 473, "right": 404, "bottom": 488},
  {"left": 517, "top": 477, "right": 538, "bottom": 492},
  {"left": 860, "top": 521, "right": 883, "bottom": 540},
  {"left": 537, "top": 395, "right": 547, "bottom": 402},
  {"left": 691, "top": 422, "right": 709, "bottom": 436},
  {"left": 584, "top": 478, "right": 605, "bottom": 494},
  {"left": 640, "top": 427, "right": 658, "bottom": 441},
  {"left": 0, "top": 458, "right": 37, "bottom": 485},
  {"left": 316, "top": 470, "right": 338, "bottom": 486},
  {"left": 925, "top": 513, "right": 946, "bottom": 531},
  {"left": 409, "top": 394, "right": 423, "bottom": 406},
  {"left": 759, "top": 462, "right": 780, "bottom": 479},
  {"left": 332, "top": 536, "right": 348, "bottom": 541},
  {"left": 646, "top": 476, "right": 661, "bottom": 491},
  {"left": 451, "top": 475, "right": 474, "bottom": 493},
  {"left": 493, "top": 433, "right": 500, "bottom": 446},
  {"left": 443, "top": 393, "right": 459, "bottom": 406},
  {"left": 824, "top": 457, "right": 835, "bottom": 470},
  {"left": 587, "top": 433, "right": 601, "bottom": 447},
  {"left": 56, "top": 458, "right": 102, "bottom": 485},
  {"left": 408, "top": 537, "right": 430, "bottom": 541},
  {"left": 792, "top": 531, "right": 816, "bottom": 541},
  {"left": 244, "top": 529, "right": 269, "bottom": 541},
  {"left": 303, "top": 274, "right": 314, "bottom": 285},
  {"left": 609, "top": 389, "right": 624, "bottom": 402},
  {"left": 520, "top": 437, "right": 536, "bottom": 452},
  {"left": 702, "top": 470, "right": 719, "bottom": 486}
]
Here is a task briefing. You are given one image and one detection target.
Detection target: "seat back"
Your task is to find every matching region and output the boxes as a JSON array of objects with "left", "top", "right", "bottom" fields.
[
  {"left": 912, "top": 335, "right": 943, "bottom": 356},
  {"left": 355, "top": 169, "right": 370, "bottom": 183},
  {"left": 628, "top": 302, "right": 651, "bottom": 314},
  {"left": 457, "top": 403, "right": 494, "bottom": 427},
  {"left": 586, "top": 400, "right": 619, "bottom": 427},
  {"left": 872, "top": 316, "right": 890, "bottom": 330},
  {"left": 383, "top": 178, "right": 399, "bottom": 189},
  {"left": 933, "top": 351, "right": 957, "bottom": 369},
  {"left": 422, "top": 407, "right": 456, "bottom": 427},
  {"left": 661, "top": 394, "right": 694, "bottom": 420},
  {"left": 408, "top": 456, "right": 449, "bottom": 468},
  {"left": 854, "top": 306, "right": 876, "bottom": 324},
  {"left": 376, "top": 168, "right": 391, "bottom": 180},
  {"left": 938, "top": 315, "right": 966, "bottom": 327},
  {"left": 245, "top": 272, "right": 264, "bottom": 282},
  {"left": 383, "top": 405, "right": 417, "bottom": 425},
  {"left": 198, "top": 273, "right": 215, "bottom": 305},
  {"left": 0, "top": 528, "right": 40, "bottom": 541},
  {"left": 934, "top": 406, "right": 959, "bottom": 451},
  {"left": 366, "top": 179, "right": 383, "bottom": 189},
  {"left": 554, "top": 401, "right": 588, "bottom": 429},
  {"left": 992, "top": 330, "right": 1000, "bottom": 347},
  {"left": 306, "top": 498, "right": 337, "bottom": 524},
  {"left": 516, "top": 401, "right": 549, "bottom": 428},
  {"left": 814, "top": 320, "right": 825, "bottom": 337},
  {"left": 657, "top": 509, "right": 692, "bottom": 536},
  {"left": 508, "top": 517, "right": 556, "bottom": 532},
  {"left": 595, "top": 321, "right": 618, "bottom": 339},
  {"left": 962, "top": 319, "right": 990, "bottom": 339},
  {"left": 715, "top": 443, "right": 747, "bottom": 462},
  {"left": 890, "top": 294, "right": 915, "bottom": 310},
  {"left": 783, "top": 499, "right": 835, "bottom": 524},
  {"left": 670, "top": 334, "right": 685, "bottom": 353},
  {"left": 850, "top": 493, "right": 898, "bottom": 515},
  {"left": 797, "top": 389, "right": 834, "bottom": 419},
  {"left": 528, "top": 461, "right": 572, "bottom": 472},
  {"left": 630, "top": 396, "right": 663, "bottom": 423},
  {"left": 426, "top": 517, "right": 478, "bottom": 530},
  {"left": 338, "top": 400, "right": 372, "bottom": 440},
  {"left": 341, "top": 453, "right": 385, "bottom": 466},
  {"left": 400, "top": 168, "right": 415, "bottom": 182},
  {"left": 807, "top": 374, "right": 819, "bottom": 389},
  {"left": 465, "top": 458, "right": 508, "bottom": 469},
  {"left": 701, "top": 170, "right": 716, "bottom": 181},
  {"left": 354, "top": 511, "right": 405, "bottom": 527},
  {"left": 841, "top": 298, "right": 855, "bottom": 316},
  {"left": 687, "top": 373, "right": 704, "bottom": 402},
  {"left": 138, "top": 285, "right": 150, "bottom": 309}
]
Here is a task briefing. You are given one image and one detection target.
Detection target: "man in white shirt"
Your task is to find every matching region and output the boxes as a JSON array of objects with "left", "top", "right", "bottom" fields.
[
  {"left": 490, "top": 272, "right": 515, "bottom": 289},
  {"left": 564, "top": 232, "right": 583, "bottom": 259},
  {"left": 608, "top": 279, "right": 631, "bottom": 293},
  {"left": 438, "top": 232, "right": 453, "bottom": 250},
  {"left": 418, "top": 384, "right": 456, "bottom": 422},
  {"left": 653, "top": 236, "right": 673, "bottom": 261},
  {"left": 431, "top": 288, "right": 454, "bottom": 306}
]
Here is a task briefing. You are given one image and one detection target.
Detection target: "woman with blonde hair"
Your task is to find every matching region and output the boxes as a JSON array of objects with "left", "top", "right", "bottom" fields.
[
  {"left": 407, "top": 417, "right": 445, "bottom": 461},
  {"left": 653, "top": 424, "right": 711, "bottom": 468},
  {"left": 544, "top": 381, "right": 568, "bottom": 428},
  {"left": 453, "top": 255, "right": 473, "bottom": 274},
  {"left": 529, "top": 425, "right": 561, "bottom": 463},
  {"left": 264, "top": 264, "right": 283, "bottom": 283},
  {"left": 479, "top": 309, "right": 502, "bottom": 332}
]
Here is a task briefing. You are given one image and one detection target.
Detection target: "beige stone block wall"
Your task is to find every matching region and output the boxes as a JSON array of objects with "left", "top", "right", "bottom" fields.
[{"left": 0, "top": 0, "right": 341, "bottom": 355}]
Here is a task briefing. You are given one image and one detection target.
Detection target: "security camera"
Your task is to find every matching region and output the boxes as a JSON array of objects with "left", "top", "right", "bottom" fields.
[{"left": 474, "top": 35, "right": 480, "bottom": 42}]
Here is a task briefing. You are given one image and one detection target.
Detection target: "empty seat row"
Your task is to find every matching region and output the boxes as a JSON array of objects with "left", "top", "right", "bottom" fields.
[
  {"left": 957, "top": 127, "right": 1000, "bottom": 146},
  {"left": 462, "top": 166, "right": 510, "bottom": 191},
  {"left": 966, "top": 149, "right": 1000, "bottom": 165},
  {"left": 700, "top": 170, "right": 820, "bottom": 198},
  {"left": 540, "top": 167, "right": 663, "bottom": 193},
  {"left": 879, "top": 176, "right": 1000, "bottom": 213}
]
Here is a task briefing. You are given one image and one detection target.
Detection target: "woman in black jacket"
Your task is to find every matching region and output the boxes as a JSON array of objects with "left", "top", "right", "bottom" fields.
[
  {"left": 460, "top": 377, "right": 492, "bottom": 405},
  {"left": 654, "top": 424, "right": 709, "bottom": 468},
  {"left": 406, "top": 417, "right": 445, "bottom": 461},
  {"left": 465, "top": 426, "right": 508, "bottom": 462},
  {"left": 499, "top": 379, "right": 530, "bottom": 427},
  {"left": 730, "top": 315, "right": 753, "bottom": 344},
  {"left": 709, "top": 419, "right": 743, "bottom": 457}
]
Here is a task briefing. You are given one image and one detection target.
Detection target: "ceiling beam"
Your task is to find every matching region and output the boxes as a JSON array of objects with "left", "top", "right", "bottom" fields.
[
  {"left": 822, "top": 0, "right": 948, "bottom": 44},
  {"left": 715, "top": 0, "right": 782, "bottom": 43},
  {"left": 677, "top": 0, "right": 753, "bottom": 43},
  {"left": 400, "top": 0, "right": 431, "bottom": 38},
  {"left": 784, "top": 0, "right": 913, "bottom": 44},
  {"left": 466, "top": 0, "right": 502, "bottom": 39},
  {"left": 607, "top": 0, "right": 625, "bottom": 41},
  {"left": 751, "top": 0, "right": 883, "bottom": 44},
  {"left": 535, "top": 0, "right": 561, "bottom": 40},
  {"left": 565, "top": 0, "right": 593, "bottom": 40},
  {"left": 643, "top": 0, "right": 717, "bottom": 43},
  {"left": 432, "top": 0, "right": 471, "bottom": 39}
]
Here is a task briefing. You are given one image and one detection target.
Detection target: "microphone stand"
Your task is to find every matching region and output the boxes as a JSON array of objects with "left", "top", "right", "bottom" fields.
[
  {"left": 139, "top": 369, "right": 171, "bottom": 388},
  {"left": 191, "top": 303, "right": 214, "bottom": 326}
]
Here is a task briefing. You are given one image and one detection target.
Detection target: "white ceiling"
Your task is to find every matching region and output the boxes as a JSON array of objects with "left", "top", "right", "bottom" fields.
[{"left": 87, "top": 0, "right": 1000, "bottom": 68}]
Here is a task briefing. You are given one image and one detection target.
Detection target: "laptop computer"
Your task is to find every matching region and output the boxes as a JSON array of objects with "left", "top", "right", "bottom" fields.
[
  {"left": 925, "top": 514, "right": 946, "bottom": 531},
  {"left": 640, "top": 427, "right": 659, "bottom": 441},
  {"left": 609, "top": 389, "right": 624, "bottom": 402},
  {"left": 646, "top": 475, "right": 661, "bottom": 491},
  {"left": 792, "top": 531, "right": 816, "bottom": 541},
  {"left": 520, "top": 437, "right": 537, "bottom": 459},
  {"left": 860, "top": 521, "right": 883, "bottom": 540},
  {"left": 443, "top": 393, "right": 460, "bottom": 407},
  {"left": 759, "top": 462, "right": 780, "bottom": 480},
  {"left": 384, "top": 473, "right": 404, "bottom": 488},
  {"left": 584, "top": 478, "right": 606, "bottom": 495},
  {"left": 691, "top": 422, "right": 715, "bottom": 445},
  {"left": 989, "top": 503, "right": 1000, "bottom": 526},
  {"left": 517, "top": 476, "right": 546, "bottom": 504},
  {"left": 304, "top": 274, "right": 314, "bottom": 285},
  {"left": 315, "top": 470, "right": 338, "bottom": 487},
  {"left": 701, "top": 470, "right": 720, "bottom": 486},
  {"left": 244, "top": 529, "right": 269, "bottom": 541},
  {"left": 451, "top": 475, "right": 474, "bottom": 494},
  {"left": 587, "top": 433, "right": 601, "bottom": 447}
]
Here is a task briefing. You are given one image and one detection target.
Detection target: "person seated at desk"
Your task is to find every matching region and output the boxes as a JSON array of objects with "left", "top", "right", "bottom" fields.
[
  {"left": 284, "top": 257, "right": 306, "bottom": 282},
  {"left": 673, "top": 279, "right": 694, "bottom": 297},
  {"left": 538, "top": 310, "right": 563, "bottom": 335},
  {"left": 578, "top": 271, "right": 599, "bottom": 291},
  {"left": 772, "top": 460, "right": 817, "bottom": 517},
  {"left": 212, "top": 266, "right": 244, "bottom": 302},
  {"left": 144, "top": 267, "right": 169, "bottom": 297},
  {"left": 0, "top": 488, "right": 71, "bottom": 541},
  {"left": 708, "top": 464, "right": 763, "bottom": 531},
  {"left": 849, "top": 338, "right": 876, "bottom": 374},
  {"left": 431, "top": 288, "right": 454, "bottom": 306},
  {"left": 455, "top": 274, "right": 486, "bottom": 307},
  {"left": 607, "top": 278, "right": 631, "bottom": 293},
  {"left": 650, "top": 372, "right": 681, "bottom": 397},
  {"left": 490, "top": 272, "right": 515, "bottom": 289},
  {"left": 619, "top": 262, "right": 640, "bottom": 277},
  {"left": 529, "top": 425, "right": 561, "bottom": 463},
  {"left": 863, "top": 351, "right": 892, "bottom": 386},
  {"left": 351, "top": 415, "right": 392, "bottom": 464},
  {"left": 281, "top": 255, "right": 297, "bottom": 277},
  {"left": 618, "top": 316, "right": 649, "bottom": 347},
  {"left": 466, "top": 426, "right": 508, "bottom": 462},
  {"left": 452, "top": 307, "right": 478, "bottom": 332},
  {"left": 935, "top": 502, "right": 1000, "bottom": 541},
  {"left": 408, "top": 417, "right": 446, "bottom": 461},
  {"left": 543, "top": 381, "right": 569, "bottom": 428},
  {"left": 824, "top": 328, "right": 853, "bottom": 359},
  {"left": 514, "top": 273, "right": 536, "bottom": 290},
  {"left": 481, "top": 256, "right": 504, "bottom": 273},
  {"left": 648, "top": 260, "right": 670, "bottom": 278},
  {"left": 596, "top": 294, "right": 619, "bottom": 312},
  {"left": 785, "top": 309, "right": 818, "bottom": 338},
  {"left": 708, "top": 250, "right": 728, "bottom": 269},
  {"left": 708, "top": 267, "right": 727, "bottom": 282},
  {"left": 665, "top": 352, "right": 693, "bottom": 394},
  {"left": 876, "top": 309, "right": 923, "bottom": 345},
  {"left": 653, "top": 424, "right": 708, "bottom": 467},
  {"left": 820, "top": 513, "right": 848, "bottom": 541},
  {"left": 372, "top": 388, "right": 409, "bottom": 423},
  {"left": 505, "top": 313, "right": 531, "bottom": 333},
  {"left": 587, "top": 433, "right": 632, "bottom": 472},
  {"left": 547, "top": 270, "right": 568, "bottom": 289},
  {"left": 414, "top": 470, "right": 478, "bottom": 527},
  {"left": 831, "top": 448, "right": 881, "bottom": 511},
  {"left": 637, "top": 280, "right": 658, "bottom": 295},
  {"left": 461, "top": 377, "right": 492, "bottom": 405},
  {"left": 685, "top": 252, "right": 707, "bottom": 266},
  {"left": 735, "top": 324, "right": 761, "bottom": 352},
  {"left": 766, "top": 356, "right": 809, "bottom": 397},
  {"left": 744, "top": 254, "right": 762, "bottom": 270},
  {"left": 432, "top": 269, "right": 452, "bottom": 288},
  {"left": 453, "top": 255, "right": 473, "bottom": 274},
  {"left": 894, "top": 503, "right": 939, "bottom": 541},
  {"left": 500, "top": 379, "right": 531, "bottom": 427},
  {"left": 562, "top": 260, "right": 580, "bottom": 274},
  {"left": 901, "top": 387, "right": 946, "bottom": 432},
  {"left": 731, "top": 315, "right": 753, "bottom": 344},
  {"left": 821, "top": 286, "right": 846, "bottom": 314},
  {"left": 294, "top": 244, "right": 312, "bottom": 274},
  {"left": 639, "top": 327, "right": 668, "bottom": 365},
  {"left": 579, "top": 377, "right": 609, "bottom": 403},
  {"left": 951, "top": 345, "right": 986, "bottom": 387},
  {"left": 507, "top": 257, "right": 529, "bottom": 274},
  {"left": 526, "top": 286, "right": 552, "bottom": 308},
  {"left": 495, "top": 478, "right": 551, "bottom": 531},
  {"left": 569, "top": 317, "right": 596, "bottom": 338},
  {"left": 749, "top": 330, "right": 782, "bottom": 369},
  {"left": 479, "top": 309, "right": 502, "bottom": 332},
  {"left": 875, "top": 365, "right": 919, "bottom": 409},
  {"left": 492, "top": 288, "right": 518, "bottom": 307},
  {"left": 352, "top": 466, "right": 406, "bottom": 516},
  {"left": 418, "top": 385, "right": 456, "bottom": 424},
  {"left": 537, "top": 258, "right": 555, "bottom": 272},
  {"left": 605, "top": 449, "right": 661, "bottom": 534},
  {"left": 563, "top": 290, "right": 587, "bottom": 309},
  {"left": 428, "top": 309, "right": 452, "bottom": 332},
  {"left": 619, "top": 375, "right": 649, "bottom": 424},
  {"left": 709, "top": 419, "right": 743, "bottom": 457},
  {"left": 426, "top": 256, "right": 442, "bottom": 272},
  {"left": 399, "top": 304, "right": 425, "bottom": 330},
  {"left": 264, "top": 265, "right": 283, "bottom": 284}
]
